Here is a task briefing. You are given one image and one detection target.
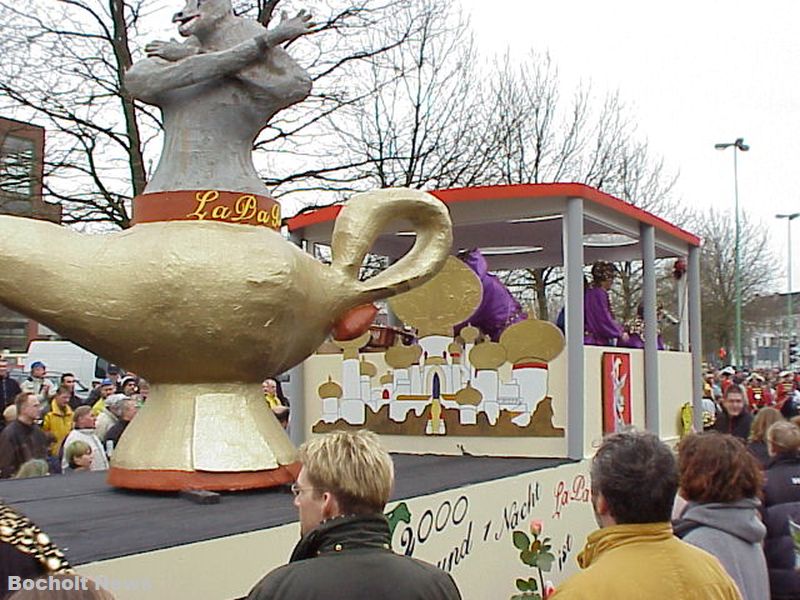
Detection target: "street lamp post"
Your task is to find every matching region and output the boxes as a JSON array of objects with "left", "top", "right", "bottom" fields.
[
  {"left": 776, "top": 212, "right": 799, "bottom": 361},
  {"left": 715, "top": 138, "right": 749, "bottom": 367}
]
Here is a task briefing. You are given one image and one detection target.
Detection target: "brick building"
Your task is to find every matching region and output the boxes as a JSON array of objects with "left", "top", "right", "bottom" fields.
[{"left": 0, "top": 116, "right": 62, "bottom": 351}]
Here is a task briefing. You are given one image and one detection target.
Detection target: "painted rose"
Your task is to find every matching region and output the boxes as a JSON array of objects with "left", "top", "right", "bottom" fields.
[{"left": 529, "top": 519, "right": 543, "bottom": 536}]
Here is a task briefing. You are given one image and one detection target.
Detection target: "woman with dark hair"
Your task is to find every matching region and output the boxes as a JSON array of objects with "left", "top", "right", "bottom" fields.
[
  {"left": 583, "top": 261, "right": 628, "bottom": 347},
  {"left": 674, "top": 432, "right": 768, "bottom": 600},
  {"left": 762, "top": 421, "right": 800, "bottom": 599},
  {"left": 747, "top": 407, "right": 783, "bottom": 468},
  {"left": 714, "top": 384, "right": 753, "bottom": 441}
]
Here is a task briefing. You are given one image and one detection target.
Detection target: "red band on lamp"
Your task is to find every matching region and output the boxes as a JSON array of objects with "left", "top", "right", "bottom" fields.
[{"left": 132, "top": 190, "right": 281, "bottom": 229}]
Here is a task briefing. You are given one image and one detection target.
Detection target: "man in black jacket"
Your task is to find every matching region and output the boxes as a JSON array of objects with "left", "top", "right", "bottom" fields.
[
  {"left": 0, "top": 392, "right": 49, "bottom": 478},
  {"left": 762, "top": 421, "right": 800, "bottom": 599},
  {"left": 0, "top": 359, "right": 21, "bottom": 410},
  {"left": 246, "top": 430, "right": 462, "bottom": 600}
]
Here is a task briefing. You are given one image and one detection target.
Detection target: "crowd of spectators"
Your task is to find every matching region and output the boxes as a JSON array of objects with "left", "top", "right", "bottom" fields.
[
  {"left": 668, "top": 368, "right": 800, "bottom": 600},
  {"left": 0, "top": 360, "right": 147, "bottom": 479},
  {"left": 4, "top": 350, "right": 800, "bottom": 599},
  {"left": 681, "top": 365, "right": 800, "bottom": 439},
  {"left": 0, "top": 360, "right": 293, "bottom": 480}
]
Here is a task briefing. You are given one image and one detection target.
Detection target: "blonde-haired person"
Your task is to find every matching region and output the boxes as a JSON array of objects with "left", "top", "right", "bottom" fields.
[
  {"left": 14, "top": 459, "right": 49, "bottom": 479},
  {"left": 747, "top": 407, "right": 783, "bottom": 468},
  {"left": 246, "top": 430, "right": 462, "bottom": 600},
  {"left": 64, "top": 441, "right": 93, "bottom": 472},
  {"left": 762, "top": 421, "right": 800, "bottom": 599},
  {"left": 2, "top": 404, "right": 16, "bottom": 424}
]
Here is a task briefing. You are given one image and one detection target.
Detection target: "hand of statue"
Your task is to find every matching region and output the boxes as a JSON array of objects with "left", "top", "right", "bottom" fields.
[
  {"left": 274, "top": 10, "right": 314, "bottom": 44},
  {"left": 145, "top": 39, "right": 199, "bottom": 62}
]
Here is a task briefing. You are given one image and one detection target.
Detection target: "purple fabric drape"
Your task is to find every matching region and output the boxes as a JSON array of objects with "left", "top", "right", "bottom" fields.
[{"left": 620, "top": 324, "right": 665, "bottom": 351}]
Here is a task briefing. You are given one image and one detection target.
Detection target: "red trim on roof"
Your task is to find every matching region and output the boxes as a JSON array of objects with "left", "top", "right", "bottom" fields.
[
  {"left": 286, "top": 204, "right": 343, "bottom": 230},
  {"left": 285, "top": 183, "right": 701, "bottom": 247}
]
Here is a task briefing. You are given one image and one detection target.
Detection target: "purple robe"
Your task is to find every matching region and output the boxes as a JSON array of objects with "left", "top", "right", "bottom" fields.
[
  {"left": 620, "top": 318, "right": 665, "bottom": 351},
  {"left": 455, "top": 249, "right": 526, "bottom": 341},
  {"left": 622, "top": 333, "right": 665, "bottom": 350},
  {"left": 583, "top": 286, "right": 623, "bottom": 346}
]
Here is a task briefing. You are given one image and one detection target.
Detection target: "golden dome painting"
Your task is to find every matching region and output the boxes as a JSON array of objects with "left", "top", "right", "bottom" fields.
[{"left": 313, "top": 256, "right": 566, "bottom": 438}]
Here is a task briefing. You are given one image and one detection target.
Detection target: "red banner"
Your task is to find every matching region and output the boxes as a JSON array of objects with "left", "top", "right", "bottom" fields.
[
  {"left": 132, "top": 190, "right": 281, "bottom": 230},
  {"left": 602, "top": 352, "right": 632, "bottom": 434}
]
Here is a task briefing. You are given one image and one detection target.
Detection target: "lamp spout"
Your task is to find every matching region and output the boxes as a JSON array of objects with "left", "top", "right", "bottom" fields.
[{"left": 0, "top": 216, "right": 97, "bottom": 333}]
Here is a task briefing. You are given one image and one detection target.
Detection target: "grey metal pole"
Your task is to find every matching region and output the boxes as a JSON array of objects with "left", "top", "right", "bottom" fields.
[
  {"left": 716, "top": 139, "right": 749, "bottom": 365},
  {"left": 688, "top": 246, "right": 704, "bottom": 433},
  {"left": 640, "top": 224, "right": 659, "bottom": 433},
  {"left": 776, "top": 213, "right": 799, "bottom": 363},
  {"left": 287, "top": 232, "right": 308, "bottom": 446},
  {"left": 733, "top": 149, "right": 742, "bottom": 367},
  {"left": 677, "top": 275, "right": 689, "bottom": 351},
  {"left": 564, "top": 197, "right": 585, "bottom": 459},
  {"left": 789, "top": 217, "right": 795, "bottom": 344}
]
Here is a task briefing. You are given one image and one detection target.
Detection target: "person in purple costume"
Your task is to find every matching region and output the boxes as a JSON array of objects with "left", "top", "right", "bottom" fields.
[
  {"left": 584, "top": 261, "right": 628, "bottom": 346},
  {"left": 455, "top": 249, "right": 526, "bottom": 341}
]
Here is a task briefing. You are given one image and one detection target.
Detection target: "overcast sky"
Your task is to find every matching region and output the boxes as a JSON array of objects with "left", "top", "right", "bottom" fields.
[
  {"left": 457, "top": 0, "right": 800, "bottom": 291},
  {"left": 140, "top": 0, "right": 800, "bottom": 291}
]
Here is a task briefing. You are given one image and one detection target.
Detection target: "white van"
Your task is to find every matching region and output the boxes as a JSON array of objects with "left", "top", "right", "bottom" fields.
[{"left": 24, "top": 340, "right": 110, "bottom": 396}]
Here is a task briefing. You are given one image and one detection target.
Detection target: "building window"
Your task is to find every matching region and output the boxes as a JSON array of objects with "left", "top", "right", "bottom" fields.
[{"left": 0, "top": 134, "right": 36, "bottom": 198}]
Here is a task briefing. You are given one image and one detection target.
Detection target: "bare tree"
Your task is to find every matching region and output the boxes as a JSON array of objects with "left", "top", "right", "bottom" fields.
[
  {"left": 250, "top": 0, "right": 505, "bottom": 206},
  {"left": 691, "top": 207, "right": 779, "bottom": 362},
  {"left": 481, "top": 53, "right": 681, "bottom": 320},
  {"left": 239, "top": 0, "right": 442, "bottom": 201},
  {"left": 0, "top": 0, "right": 156, "bottom": 228},
  {"left": 0, "top": 0, "right": 438, "bottom": 227}
]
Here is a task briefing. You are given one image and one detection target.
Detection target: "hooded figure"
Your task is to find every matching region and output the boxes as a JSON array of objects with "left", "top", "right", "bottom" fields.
[
  {"left": 674, "top": 500, "right": 768, "bottom": 600},
  {"left": 455, "top": 249, "right": 525, "bottom": 341}
]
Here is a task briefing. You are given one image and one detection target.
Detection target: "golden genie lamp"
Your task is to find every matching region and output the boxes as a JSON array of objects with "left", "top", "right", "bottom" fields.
[{"left": 0, "top": 0, "right": 452, "bottom": 490}]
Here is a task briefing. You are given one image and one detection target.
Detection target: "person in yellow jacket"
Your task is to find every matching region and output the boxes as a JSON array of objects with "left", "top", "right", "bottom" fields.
[
  {"left": 90, "top": 379, "right": 117, "bottom": 417},
  {"left": 552, "top": 430, "right": 742, "bottom": 600},
  {"left": 41, "top": 385, "right": 74, "bottom": 456}
]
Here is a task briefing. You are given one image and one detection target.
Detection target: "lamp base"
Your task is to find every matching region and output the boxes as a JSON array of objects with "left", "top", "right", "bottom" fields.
[
  {"left": 107, "top": 383, "right": 298, "bottom": 491},
  {"left": 107, "top": 463, "right": 300, "bottom": 492}
]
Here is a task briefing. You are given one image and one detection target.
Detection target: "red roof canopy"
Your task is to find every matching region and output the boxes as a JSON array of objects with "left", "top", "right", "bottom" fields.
[{"left": 287, "top": 183, "right": 700, "bottom": 270}]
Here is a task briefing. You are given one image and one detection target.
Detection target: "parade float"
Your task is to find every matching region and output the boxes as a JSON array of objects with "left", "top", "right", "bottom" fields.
[
  {"left": 0, "top": 4, "right": 451, "bottom": 491},
  {"left": 0, "top": 1, "right": 705, "bottom": 598},
  {"left": 286, "top": 182, "right": 704, "bottom": 462},
  {"left": 2, "top": 181, "right": 703, "bottom": 600}
]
